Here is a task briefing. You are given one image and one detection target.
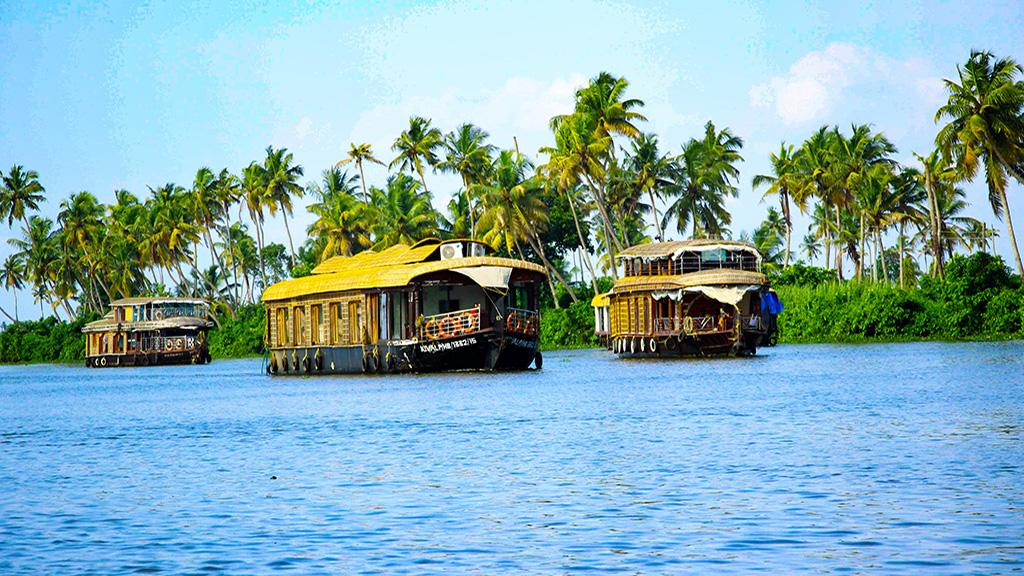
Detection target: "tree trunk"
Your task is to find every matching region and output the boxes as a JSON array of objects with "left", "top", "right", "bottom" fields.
[
  {"left": 282, "top": 210, "right": 296, "bottom": 268},
  {"left": 823, "top": 201, "right": 832, "bottom": 273},
  {"left": 516, "top": 237, "right": 559, "bottom": 308},
  {"left": 781, "top": 190, "right": 791, "bottom": 268},
  {"left": 565, "top": 191, "right": 601, "bottom": 296},
  {"left": 925, "top": 172, "right": 944, "bottom": 278},
  {"left": 251, "top": 209, "right": 268, "bottom": 289},
  {"left": 0, "top": 302, "right": 15, "bottom": 323},
  {"left": 648, "top": 188, "right": 664, "bottom": 242},
  {"left": 357, "top": 159, "right": 369, "bottom": 201},
  {"left": 858, "top": 213, "right": 866, "bottom": 280},
  {"left": 525, "top": 227, "right": 578, "bottom": 304},
  {"left": 998, "top": 186, "right": 1023, "bottom": 277},
  {"left": 877, "top": 230, "right": 889, "bottom": 283},
  {"left": 835, "top": 208, "right": 844, "bottom": 281},
  {"left": 898, "top": 221, "right": 906, "bottom": 289}
]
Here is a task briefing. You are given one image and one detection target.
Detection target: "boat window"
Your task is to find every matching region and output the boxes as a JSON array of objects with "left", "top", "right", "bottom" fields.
[
  {"left": 277, "top": 308, "right": 288, "bottom": 346},
  {"left": 348, "top": 301, "right": 363, "bottom": 345},
  {"left": 293, "top": 305, "right": 304, "bottom": 346},
  {"left": 311, "top": 304, "right": 322, "bottom": 345},
  {"left": 329, "top": 303, "right": 339, "bottom": 345}
]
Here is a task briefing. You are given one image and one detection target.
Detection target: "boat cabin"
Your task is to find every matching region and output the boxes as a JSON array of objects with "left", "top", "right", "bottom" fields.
[{"left": 82, "top": 297, "right": 213, "bottom": 367}]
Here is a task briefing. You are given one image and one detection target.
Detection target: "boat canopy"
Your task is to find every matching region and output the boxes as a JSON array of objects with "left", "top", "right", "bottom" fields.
[
  {"left": 650, "top": 285, "right": 763, "bottom": 306},
  {"left": 262, "top": 239, "right": 545, "bottom": 302},
  {"left": 617, "top": 239, "right": 762, "bottom": 264}
]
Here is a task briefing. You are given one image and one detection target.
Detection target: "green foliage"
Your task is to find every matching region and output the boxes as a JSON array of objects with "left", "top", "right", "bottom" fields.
[
  {"left": 539, "top": 300, "right": 597, "bottom": 349},
  {"left": 770, "top": 264, "right": 834, "bottom": 287},
  {"left": 0, "top": 313, "right": 96, "bottom": 364},
  {"left": 776, "top": 253, "right": 1023, "bottom": 342},
  {"left": 208, "top": 304, "right": 266, "bottom": 358}
]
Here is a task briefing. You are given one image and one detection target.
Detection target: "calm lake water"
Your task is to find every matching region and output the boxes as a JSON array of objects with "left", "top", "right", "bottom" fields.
[{"left": 1, "top": 342, "right": 1022, "bottom": 574}]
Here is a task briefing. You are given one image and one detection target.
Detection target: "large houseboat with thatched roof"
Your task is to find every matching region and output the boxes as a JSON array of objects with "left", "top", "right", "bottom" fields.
[
  {"left": 261, "top": 238, "right": 547, "bottom": 375},
  {"left": 592, "top": 240, "right": 782, "bottom": 357},
  {"left": 83, "top": 297, "right": 213, "bottom": 367}
]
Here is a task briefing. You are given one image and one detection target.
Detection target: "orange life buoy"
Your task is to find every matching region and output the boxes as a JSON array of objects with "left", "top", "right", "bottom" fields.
[
  {"left": 165, "top": 338, "right": 173, "bottom": 351},
  {"left": 425, "top": 319, "right": 440, "bottom": 340},
  {"left": 506, "top": 311, "right": 519, "bottom": 333},
  {"left": 439, "top": 316, "right": 457, "bottom": 339},
  {"left": 175, "top": 338, "right": 183, "bottom": 350}
]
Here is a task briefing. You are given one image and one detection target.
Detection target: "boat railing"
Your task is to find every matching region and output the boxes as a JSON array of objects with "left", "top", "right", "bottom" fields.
[
  {"left": 138, "top": 335, "right": 201, "bottom": 353},
  {"left": 738, "top": 314, "right": 764, "bottom": 331},
  {"left": 420, "top": 305, "right": 482, "bottom": 341},
  {"left": 634, "top": 314, "right": 736, "bottom": 337},
  {"left": 505, "top": 308, "right": 539, "bottom": 337}
]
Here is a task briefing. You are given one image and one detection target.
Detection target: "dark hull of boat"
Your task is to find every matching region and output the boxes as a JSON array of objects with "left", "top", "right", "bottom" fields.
[
  {"left": 267, "top": 330, "right": 540, "bottom": 376},
  {"left": 609, "top": 331, "right": 766, "bottom": 358},
  {"left": 85, "top": 349, "right": 211, "bottom": 368}
]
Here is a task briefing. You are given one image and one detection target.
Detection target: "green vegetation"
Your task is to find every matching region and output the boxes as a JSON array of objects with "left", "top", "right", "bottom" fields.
[
  {"left": 0, "top": 315, "right": 94, "bottom": 364},
  {"left": 775, "top": 253, "right": 1023, "bottom": 343},
  {"left": 1, "top": 50, "right": 1023, "bottom": 360}
]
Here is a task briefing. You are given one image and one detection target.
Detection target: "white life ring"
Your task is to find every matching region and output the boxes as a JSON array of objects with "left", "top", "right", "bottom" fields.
[
  {"left": 175, "top": 338, "right": 183, "bottom": 350},
  {"left": 649, "top": 338, "right": 657, "bottom": 353},
  {"left": 630, "top": 339, "right": 636, "bottom": 354},
  {"left": 640, "top": 338, "right": 646, "bottom": 352},
  {"left": 154, "top": 310, "right": 164, "bottom": 320},
  {"left": 100, "top": 357, "right": 107, "bottom": 367},
  {"left": 165, "top": 339, "right": 173, "bottom": 351}
]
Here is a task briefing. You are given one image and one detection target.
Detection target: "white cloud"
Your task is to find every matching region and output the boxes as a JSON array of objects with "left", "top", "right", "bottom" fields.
[{"left": 749, "top": 43, "right": 944, "bottom": 125}]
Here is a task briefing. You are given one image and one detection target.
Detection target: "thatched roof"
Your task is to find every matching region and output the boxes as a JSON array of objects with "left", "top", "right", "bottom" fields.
[
  {"left": 262, "top": 240, "right": 545, "bottom": 302},
  {"left": 83, "top": 315, "right": 213, "bottom": 333},
  {"left": 610, "top": 269, "right": 767, "bottom": 295},
  {"left": 109, "top": 297, "right": 208, "bottom": 306},
  {"left": 617, "top": 240, "right": 761, "bottom": 260}
]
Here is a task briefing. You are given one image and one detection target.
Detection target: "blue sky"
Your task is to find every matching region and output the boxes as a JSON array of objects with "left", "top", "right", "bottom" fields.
[{"left": 1, "top": 0, "right": 1022, "bottom": 318}]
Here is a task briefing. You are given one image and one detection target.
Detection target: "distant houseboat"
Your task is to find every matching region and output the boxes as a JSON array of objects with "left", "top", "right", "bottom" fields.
[
  {"left": 261, "top": 238, "right": 547, "bottom": 375},
  {"left": 83, "top": 298, "right": 213, "bottom": 367},
  {"left": 593, "top": 240, "right": 781, "bottom": 357}
]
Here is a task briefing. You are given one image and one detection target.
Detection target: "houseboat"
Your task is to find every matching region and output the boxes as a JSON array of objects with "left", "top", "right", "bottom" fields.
[
  {"left": 83, "top": 297, "right": 213, "bottom": 367},
  {"left": 593, "top": 240, "right": 781, "bottom": 357},
  {"left": 261, "top": 238, "right": 547, "bottom": 375}
]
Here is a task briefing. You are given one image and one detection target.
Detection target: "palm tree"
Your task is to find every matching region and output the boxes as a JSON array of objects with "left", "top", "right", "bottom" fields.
[
  {"left": 477, "top": 150, "right": 577, "bottom": 304},
  {"left": 337, "top": 142, "right": 385, "bottom": 200},
  {"left": 935, "top": 50, "right": 1024, "bottom": 277},
  {"left": 624, "top": 133, "right": 675, "bottom": 242},
  {"left": 553, "top": 71, "right": 647, "bottom": 142},
  {"left": 390, "top": 116, "right": 443, "bottom": 195},
  {"left": 262, "top": 146, "right": 305, "bottom": 265},
  {"left": 191, "top": 167, "right": 226, "bottom": 292},
  {"left": 241, "top": 163, "right": 268, "bottom": 287},
  {"left": 308, "top": 168, "right": 370, "bottom": 260},
  {"left": 801, "top": 232, "right": 822, "bottom": 265},
  {"left": 856, "top": 165, "right": 900, "bottom": 282},
  {"left": 890, "top": 167, "right": 928, "bottom": 287},
  {"left": 58, "top": 191, "right": 112, "bottom": 303},
  {"left": 913, "top": 150, "right": 958, "bottom": 278},
  {"left": 367, "top": 174, "right": 439, "bottom": 249},
  {"left": 438, "top": 123, "right": 495, "bottom": 238},
  {"left": 8, "top": 216, "right": 57, "bottom": 317},
  {"left": 1, "top": 165, "right": 45, "bottom": 229},
  {"left": 794, "top": 126, "right": 836, "bottom": 272},
  {"left": 663, "top": 122, "right": 744, "bottom": 239},
  {"left": 0, "top": 254, "right": 25, "bottom": 322},
  {"left": 753, "top": 143, "right": 802, "bottom": 266}
]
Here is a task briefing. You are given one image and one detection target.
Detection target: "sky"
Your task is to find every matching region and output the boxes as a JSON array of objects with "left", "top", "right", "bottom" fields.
[{"left": 1, "top": 0, "right": 1023, "bottom": 319}]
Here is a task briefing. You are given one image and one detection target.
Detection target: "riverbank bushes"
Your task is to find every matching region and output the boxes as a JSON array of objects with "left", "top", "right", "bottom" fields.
[
  {"left": 208, "top": 305, "right": 266, "bottom": 358},
  {"left": 775, "top": 253, "right": 1023, "bottom": 342},
  {"left": 0, "top": 315, "right": 93, "bottom": 364}
]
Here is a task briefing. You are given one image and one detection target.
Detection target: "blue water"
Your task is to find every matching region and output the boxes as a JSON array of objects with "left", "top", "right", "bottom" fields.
[{"left": 1, "top": 342, "right": 1023, "bottom": 574}]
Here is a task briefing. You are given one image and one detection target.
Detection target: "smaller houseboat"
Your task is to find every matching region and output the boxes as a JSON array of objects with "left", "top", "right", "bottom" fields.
[
  {"left": 261, "top": 238, "right": 547, "bottom": 375},
  {"left": 82, "top": 297, "right": 213, "bottom": 367},
  {"left": 593, "top": 240, "right": 781, "bottom": 357}
]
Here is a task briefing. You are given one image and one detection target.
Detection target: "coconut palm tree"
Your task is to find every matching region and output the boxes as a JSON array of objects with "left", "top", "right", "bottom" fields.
[
  {"left": 367, "top": 174, "right": 439, "bottom": 249},
  {"left": 307, "top": 168, "right": 370, "bottom": 260},
  {"left": 337, "top": 142, "right": 385, "bottom": 200},
  {"left": 477, "top": 150, "right": 577, "bottom": 304},
  {"left": 241, "top": 162, "right": 268, "bottom": 287},
  {"left": 913, "top": 150, "right": 959, "bottom": 278},
  {"left": 438, "top": 123, "right": 495, "bottom": 238},
  {"left": 191, "top": 167, "right": 226, "bottom": 289},
  {"left": 8, "top": 216, "right": 57, "bottom": 317},
  {"left": 263, "top": 146, "right": 305, "bottom": 265},
  {"left": 890, "top": 167, "right": 929, "bottom": 287},
  {"left": 1, "top": 165, "right": 45, "bottom": 230},
  {"left": 624, "top": 133, "right": 675, "bottom": 242},
  {"left": 552, "top": 71, "right": 647, "bottom": 142},
  {"left": 801, "top": 232, "right": 822, "bottom": 265},
  {"left": 794, "top": 126, "right": 836, "bottom": 272},
  {"left": 58, "top": 191, "right": 113, "bottom": 303},
  {"left": 752, "top": 143, "right": 802, "bottom": 266},
  {"left": 0, "top": 254, "right": 25, "bottom": 322},
  {"left": 662, "top": 122, "right": 743, "bottom": 240},
  {"left": 935, "top": 50, "right": 1024, "bottom": 277},
  {"left": 390, "top": 116, "right": 443, "bottom": 195}
]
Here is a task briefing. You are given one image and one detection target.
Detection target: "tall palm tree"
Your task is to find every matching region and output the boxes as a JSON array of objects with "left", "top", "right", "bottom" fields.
[
  {"left": 801, "top": 232, "right": 822, "bottom": 265},
  {"left": 368, "top": 174, "right": 439, "bottom": 249},
  {"left": 625, "top": 133, "right": 674, "bottom": 242},
  {"left": 913, "top": 150, "right": 958, "bottom": 278},
  {"left": 752, "top": 143, "right": 802, "bottom": 266},
  {"left": 663, "top": 122, "right": 744, "bottom": 239},
  {"left": 191, "top": 167, "right": 226, "bottom": 289},
  {"left": 390, "top": 116, "right": 443, "bottom": 195},
  {"left": 438, "top": 123, "right": 495, "bottom": 238},
  {"left": 8, "top": 216, "right": 57, "bottom": 317},
  {"left": 1, "top": 165, "right": 45, "bottom": 229},
  {"left": 890, "top": 167, "right": 928, "bottom": 287},
  {"left": 477, "top": 150, "right": 577, "bottom": 304},
  {"left": 794, "top": 126, "right": 836, "bottom": 272},
  {"left": 552, "top": 71, "right": 647, "bottom": 142},
  {"left": 0, "top": 254, "right": 25, "bottom": 322},
  {"left": 241, "top": 163, "right": 268, "bottom": 288},
  {"left": 308, "top": 168, "right": 370, "bottom": 260},
  {"left": 935, "top": 50, "right": 1024, "bottom": 277},
  {"left": 337, "top": 142, "right": 385, "bottom": 200},
  {"left": 58, "top": 191, "right": 112, "bottom": 303},
  {"left": 262, "top": 146, "right": 305, "bottom": 265}
]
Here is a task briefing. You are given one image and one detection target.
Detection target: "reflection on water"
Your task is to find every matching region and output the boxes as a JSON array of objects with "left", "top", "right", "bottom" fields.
[{"left": 0, "top": 341, "right": 1022, "bottom": 573}]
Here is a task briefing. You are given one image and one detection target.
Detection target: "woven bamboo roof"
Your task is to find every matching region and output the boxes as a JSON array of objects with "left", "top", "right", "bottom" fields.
[
  {"left": 618, "top": 239, "right": 760, "bottom": 259},
  {"left": 109, "top": 297, "right": 208, "bottom": 306},
  {"left": 610, "top": 269, "right": 767, "bottom": 295},
  {"left": 263, "top": 253, "right": 546, "bottom": 302},
  {"left": 591, "top": 292, "right": 611, "bottom": 307},
  {"left": 83, "top": 315, "right": 212, "bottom": 333}
]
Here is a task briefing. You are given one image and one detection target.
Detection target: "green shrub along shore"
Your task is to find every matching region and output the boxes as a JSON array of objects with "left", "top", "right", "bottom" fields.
[{"left": 0, "top": 253, "right": 1020, "bottom": 364}]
